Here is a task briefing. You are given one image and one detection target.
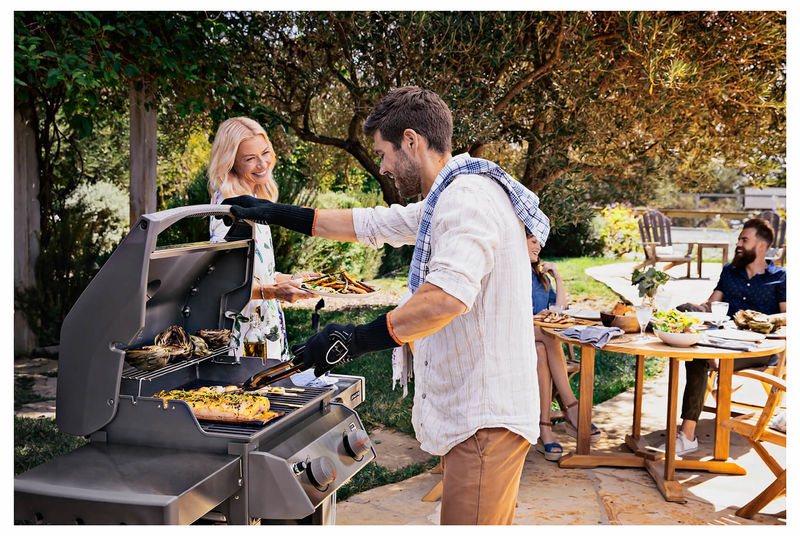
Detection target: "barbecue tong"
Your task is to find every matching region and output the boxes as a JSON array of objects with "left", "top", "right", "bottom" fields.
[{"left": 240, "top": 299, "right": 332, "bottom": 390}]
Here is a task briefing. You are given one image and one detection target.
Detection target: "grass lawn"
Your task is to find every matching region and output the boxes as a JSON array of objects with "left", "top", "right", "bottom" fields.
[{"left": 13, "top": 255, "right": 665, "bottom": 501}]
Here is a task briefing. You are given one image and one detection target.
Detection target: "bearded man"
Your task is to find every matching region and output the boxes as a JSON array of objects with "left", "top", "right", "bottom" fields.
[
  {"left": 221, "top": 86, "right": 550, "bottom": 524},
  {"left": 663, "top": 218, "right": 786, "bottom": 455}
]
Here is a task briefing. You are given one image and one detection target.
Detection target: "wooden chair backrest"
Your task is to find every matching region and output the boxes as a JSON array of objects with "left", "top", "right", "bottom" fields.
[
  {"left": 756, "top": 210, "right": 786, "bottom": 249},
  {"left": 638, "top": 209, "right": 674, "bottom": 247}
]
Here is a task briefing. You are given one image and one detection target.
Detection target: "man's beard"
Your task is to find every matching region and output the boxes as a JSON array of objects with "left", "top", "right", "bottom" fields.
[
  {"left": 391, "top": 148, "right": 422, "bottom": 199},
  {"left": 731, "top": 246, "right": 757, "bottom": 268}
]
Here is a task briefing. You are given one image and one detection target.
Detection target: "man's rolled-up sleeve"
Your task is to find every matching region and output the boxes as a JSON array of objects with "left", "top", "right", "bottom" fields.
[{"left": 352, "top": 202, "right": 423, "bottom": 249}]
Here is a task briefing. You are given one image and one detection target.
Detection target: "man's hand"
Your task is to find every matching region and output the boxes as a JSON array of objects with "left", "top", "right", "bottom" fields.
[
  {"left": 221, "top": 195, "right": 316, "bottom": 235},
  {"left": 291, "top": 314, "right": 401, "bottom": 376},
  {"left": 676, "top": 302, "right": 708, "bottom": 312}
]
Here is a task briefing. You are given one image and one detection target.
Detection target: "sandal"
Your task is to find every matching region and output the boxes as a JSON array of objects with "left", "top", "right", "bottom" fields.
[
  {"left": 563, "top": 401, "right": 602, "bottom": 442},
  {"left": 536, "top": 422, "right": 563, "bottom": 461}
]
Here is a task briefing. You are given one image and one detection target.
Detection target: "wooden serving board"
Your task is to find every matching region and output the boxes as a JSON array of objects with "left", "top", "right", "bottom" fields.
[{"left": 534, "top": 318, "right": 599, "bottom": 328}]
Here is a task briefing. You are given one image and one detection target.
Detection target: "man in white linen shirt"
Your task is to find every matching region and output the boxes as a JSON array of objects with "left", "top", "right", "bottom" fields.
[{"left": 222, "top": 86, "right": 549, "bottom": 524}]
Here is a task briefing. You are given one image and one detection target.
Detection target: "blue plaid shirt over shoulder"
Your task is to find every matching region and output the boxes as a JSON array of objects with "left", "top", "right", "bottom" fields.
[{"left": 714, "top": 261, "right": 786, "bottom": 316}]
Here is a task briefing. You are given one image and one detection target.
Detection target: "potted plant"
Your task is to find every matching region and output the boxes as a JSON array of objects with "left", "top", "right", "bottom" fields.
[{"left": 631, "top": 267, "right": 670, "bottom": 306}]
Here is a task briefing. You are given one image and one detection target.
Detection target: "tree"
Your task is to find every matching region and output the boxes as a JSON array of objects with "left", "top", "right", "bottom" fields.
[
  {"left": 229, "top": 11, "right": 784, "bottom": 217},
  {"left": 13, "top": 11, "right": 242, "bottom": 346}
]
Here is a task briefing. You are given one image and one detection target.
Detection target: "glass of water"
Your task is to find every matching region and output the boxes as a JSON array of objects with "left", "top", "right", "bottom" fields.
[
  {"left": 635, "top": 304, "right": 652, "bottom": 341},
  {"left": 710, "top": 301, "right": 729, "bottom": 318}
]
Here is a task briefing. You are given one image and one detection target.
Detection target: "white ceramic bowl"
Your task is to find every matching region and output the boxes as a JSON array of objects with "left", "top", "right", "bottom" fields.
[{"left": 654, "top": 329, "right": 701, "bottom": 347}]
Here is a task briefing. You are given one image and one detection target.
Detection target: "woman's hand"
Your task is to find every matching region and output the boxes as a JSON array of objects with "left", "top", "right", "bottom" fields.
[
  {"left": 268, "top": 279, "right": 314, "bottom": 303},
  {"left": 540, "top": 261, "right": 561, "bottom": 280}
]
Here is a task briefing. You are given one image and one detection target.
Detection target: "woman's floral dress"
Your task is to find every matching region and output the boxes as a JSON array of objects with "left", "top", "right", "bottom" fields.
[{"left": 209, "top": 191, "right": 290, "bottom": 360}]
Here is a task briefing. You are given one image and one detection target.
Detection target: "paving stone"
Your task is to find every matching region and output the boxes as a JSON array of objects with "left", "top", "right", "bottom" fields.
[
  {"left": 16, "top": 401, "right": 56, "bottom": 419},
  {"left": 14, "top": 357, "right": 58, "bottom": 376},
  {"left": 369, "top": 427, "right": 434, "bottom": 471}
]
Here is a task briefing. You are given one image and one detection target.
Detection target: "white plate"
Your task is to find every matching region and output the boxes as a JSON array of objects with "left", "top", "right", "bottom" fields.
[
  {"left": 766, "top": 326, "right": 787, "bottom": 339},
  {"left": 687, "top": 312, "right": 729, "bottom": 324},
  {"left": 562, "top": 309, "right": 601, "bottom": 321},
  {"left": 300, "top": 283, "right": 381, "bottom": 299},
  {"left": 707, "top": 328, "right": 767, "bottom": 342}
]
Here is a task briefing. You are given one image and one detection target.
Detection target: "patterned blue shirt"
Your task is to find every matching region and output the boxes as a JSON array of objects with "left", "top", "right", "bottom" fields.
[
  {"left": 713, "top": 261, "right": 786, "bottom": 316},
  {"left": 531, "top": 272, "right": 557, "bottom": 314}
]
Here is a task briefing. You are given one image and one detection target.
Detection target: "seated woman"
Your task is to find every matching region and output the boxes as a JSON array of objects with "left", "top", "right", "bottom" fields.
[{"left": 528, "top": 233, "right": 602, "bottom": 461}]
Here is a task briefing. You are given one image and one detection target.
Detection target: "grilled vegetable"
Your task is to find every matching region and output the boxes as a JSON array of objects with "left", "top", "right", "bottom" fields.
[
  {"left": 190, "top": 335, "right": 212, "bottom": 357},
  {"left": 301, "top": 271, "right": 376, "bottom": 294},
  {"left": 125, "top": 345, "right": 171, "bottom": 371},
  {"left": 155, "top": 325, "right": 193, "bottom": 362},
  {"left": 195, "top": 329, "right": 232, "bottom": 349}
]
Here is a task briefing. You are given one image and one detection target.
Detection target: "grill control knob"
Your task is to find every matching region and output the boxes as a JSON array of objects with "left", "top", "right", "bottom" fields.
[
  {"left": 307, "top": 456, "right": 336, "bottom": 489},
  {"left": 344, "top": 429, "right": 371, "bottom": 459}
]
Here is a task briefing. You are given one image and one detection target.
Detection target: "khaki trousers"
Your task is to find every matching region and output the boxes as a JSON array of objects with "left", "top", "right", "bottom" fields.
[{"left": 440, "top": 427, "right": 531, "bottom": 525}]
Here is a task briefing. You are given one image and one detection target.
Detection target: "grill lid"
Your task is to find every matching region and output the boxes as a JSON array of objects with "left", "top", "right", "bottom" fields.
[{"left": 56, "top": 205, "right": 254, "bottom": 436}]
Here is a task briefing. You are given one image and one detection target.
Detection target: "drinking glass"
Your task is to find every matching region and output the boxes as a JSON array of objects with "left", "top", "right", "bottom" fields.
[
  {"left": 710, "top": 301, "right": 729, "bottom": 318},
  {"left": 655, "top": 293, "right": 671, "bottom": 312},
  {"left": 635, "top": 304, "right": 652, "bottom": 341},
  {"left": 548, "top": 304, "right": 564, "bottom": 313}
]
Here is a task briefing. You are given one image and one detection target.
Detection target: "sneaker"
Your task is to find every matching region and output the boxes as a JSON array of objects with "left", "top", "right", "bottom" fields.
[{"left": 656, "top": 431, "right": 698, "bottom": 456}]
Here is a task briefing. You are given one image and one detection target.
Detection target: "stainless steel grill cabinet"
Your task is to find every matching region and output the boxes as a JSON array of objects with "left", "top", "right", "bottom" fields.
[{"left": 14, "top": 205, "right": 376, "bottom": 524}]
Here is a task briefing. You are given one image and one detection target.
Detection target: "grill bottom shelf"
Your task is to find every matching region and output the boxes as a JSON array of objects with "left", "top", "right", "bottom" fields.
[{"left": 15, "top": 443, "right": 241, "bottom": 525}]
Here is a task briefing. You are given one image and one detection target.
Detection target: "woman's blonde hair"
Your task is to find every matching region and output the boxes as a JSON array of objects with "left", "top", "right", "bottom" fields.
[{"left": 207, "top": 117, "right": 279, "bottom": 201}]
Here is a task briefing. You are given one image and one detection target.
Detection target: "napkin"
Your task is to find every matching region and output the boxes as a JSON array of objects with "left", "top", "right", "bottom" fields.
[
  {"left": 561, "top": 325, "right": 624, "bottom": 349},
  {"left": 696, "top": 336, "right": 758, "bottom": 352}
]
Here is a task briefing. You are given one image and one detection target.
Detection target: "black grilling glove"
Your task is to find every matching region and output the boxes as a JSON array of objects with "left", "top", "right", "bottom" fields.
[
  {"left": 221, "top": 195, "right": 316, "bottom": 235},
  {"left": 291, "top": 314, "right": 401, "bottom": 377}
]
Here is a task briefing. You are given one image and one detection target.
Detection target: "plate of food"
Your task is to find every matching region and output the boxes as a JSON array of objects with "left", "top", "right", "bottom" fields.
[
  {"left": 300, "top": 271, "right": 380, "bottom": 298},
  {"left": 534, "top": 311, "right": 597, "bottom": 328},
  {"left": 650, "top": 309, "right": 704, "bottom": 347}
]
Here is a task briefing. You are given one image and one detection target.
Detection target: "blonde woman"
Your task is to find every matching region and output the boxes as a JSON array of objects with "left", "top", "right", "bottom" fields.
[{"left": 208, "top": 117, "right": 312, "bottom": 359}]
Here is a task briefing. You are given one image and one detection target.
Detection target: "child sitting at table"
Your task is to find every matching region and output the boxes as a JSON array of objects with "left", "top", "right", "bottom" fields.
[{"left": 528, "top": 233, "right": 603, "bottom": 461}]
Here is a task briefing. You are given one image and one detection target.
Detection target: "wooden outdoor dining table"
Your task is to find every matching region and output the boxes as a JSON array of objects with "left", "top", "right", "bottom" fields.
[{"left": 543, "top": 326, "right": 786, "bottom": 503}]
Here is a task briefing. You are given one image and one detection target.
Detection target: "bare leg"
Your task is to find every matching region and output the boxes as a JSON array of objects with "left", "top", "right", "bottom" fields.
[
  {"left": 535, "top": 340, "right": 556, "bottom": 444},
  {"left": 535, "top": 326, "right": 584, "bottom": 429}
]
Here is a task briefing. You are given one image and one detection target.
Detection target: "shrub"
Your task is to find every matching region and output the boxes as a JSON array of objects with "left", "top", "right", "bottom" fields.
[
  {"left": 273, "top": 190, "right": 388, "bottom": 279},
  {"left": 15, "top": 181, "right": 128, "bottom": 347},
  {"left": 598, "top": 203, "right": 640, "bottom": 257}
]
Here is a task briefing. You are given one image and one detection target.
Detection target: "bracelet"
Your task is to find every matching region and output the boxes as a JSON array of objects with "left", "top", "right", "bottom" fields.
[{"left": 254, "top": 277, "right": 266, "bottom": 300}]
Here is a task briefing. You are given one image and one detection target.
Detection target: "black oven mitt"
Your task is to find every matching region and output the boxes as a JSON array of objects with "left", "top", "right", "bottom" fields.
[
  {"left": 220, "top": 195, "right": 316, "bottom": 236},
  {"left": 291, "top": 314, "right": 401, "bottom": 377}
]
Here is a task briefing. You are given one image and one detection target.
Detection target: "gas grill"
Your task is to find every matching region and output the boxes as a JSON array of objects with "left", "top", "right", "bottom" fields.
[{"left": 14, "top": 205, "right": 376, "bottom": 525}]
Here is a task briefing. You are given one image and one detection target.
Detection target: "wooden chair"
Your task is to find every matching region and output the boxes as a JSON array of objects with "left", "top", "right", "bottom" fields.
[
  {"left": 635, "top": 209, "right": 695, "bottom": 278},
  {"left": 704, "top": 349, "right": 786, "bottom": 415},
  {"left": 721, "top": 368, "right": 786, "bottom": 518},
  {"left": 756, "top": 210, "right": 786, "bottom": 266}
]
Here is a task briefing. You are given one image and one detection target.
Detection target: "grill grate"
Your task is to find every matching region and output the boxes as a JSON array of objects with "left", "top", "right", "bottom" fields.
[
  {"left": 121, "top": 347, "right": 229, "bottom": 380},
  {"left": 194, "top": 384, "right": 333, "bottom": 435}
]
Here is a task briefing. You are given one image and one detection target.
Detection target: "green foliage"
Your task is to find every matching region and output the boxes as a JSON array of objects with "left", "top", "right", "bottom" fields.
[
  {"left": 15, "top": 191, "right": 124, "bottom": 346},
  {"left": 569, "top": 352, "right": 666, "bottom": 405},
  {"left": 157, "top": 170, "right": 215, "bottom": 247},
  {"left": 273, "top": 190, "right": 387, "bottom": 280},
  {"left": 631, "top": 267, "right": 670, "bottom": 299},
  {"left": 599, "top": 204, "right": 641, "bottom": 257},
  {"left": 14, "top": 417, "right": 88, "bottom": 475}
]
